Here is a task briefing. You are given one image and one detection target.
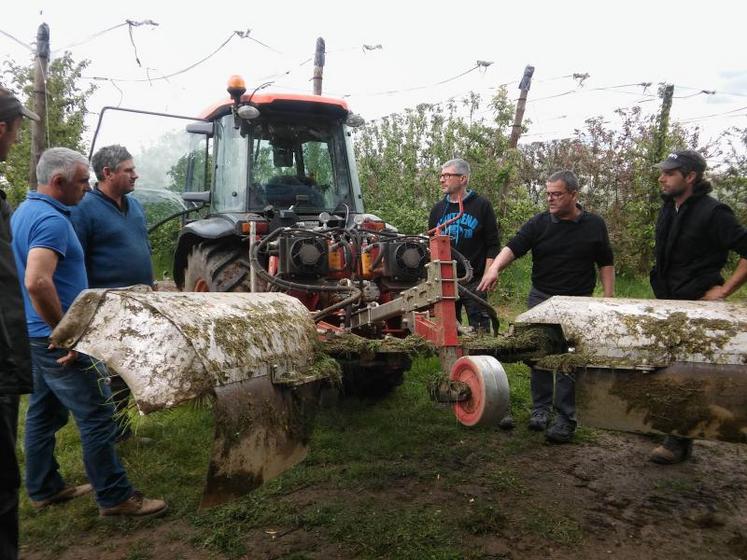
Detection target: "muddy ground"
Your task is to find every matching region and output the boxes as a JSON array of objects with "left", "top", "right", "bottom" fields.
[{"left": 20, "top": 429, "right": 747, "bottom": 560}]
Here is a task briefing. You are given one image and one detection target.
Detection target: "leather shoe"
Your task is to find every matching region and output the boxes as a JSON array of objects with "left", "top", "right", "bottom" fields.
[
  {"left": 527, "top": 410, "right": 550, "bottom": 432},
  {"left": 31, "top": 483, "right": 92, "bottom": 510},
  {"left": 99, "top": 491, "right": 167, "bottom": 518}
]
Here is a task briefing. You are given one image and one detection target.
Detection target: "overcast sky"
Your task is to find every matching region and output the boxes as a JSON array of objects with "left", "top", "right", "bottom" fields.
[{"left": 2, "top": 0, "right": 745, "bottom": 158}]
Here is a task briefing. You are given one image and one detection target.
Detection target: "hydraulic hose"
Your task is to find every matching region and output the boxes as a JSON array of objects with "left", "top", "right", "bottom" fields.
[{"left": 457, "top": 283, "right": 500, "bottom": 336}]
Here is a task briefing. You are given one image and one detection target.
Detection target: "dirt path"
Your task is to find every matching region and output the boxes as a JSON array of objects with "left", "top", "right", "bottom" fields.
[{"left": 21, "top": 430, "right": 746, "bottom": 560}]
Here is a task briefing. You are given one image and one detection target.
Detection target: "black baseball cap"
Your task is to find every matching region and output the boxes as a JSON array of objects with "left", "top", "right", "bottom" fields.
[
  {"left": 656, "top": 150, "right": 706, "bottom": 173},
  {"left": 0, "top": 88, "right": 40, "bottom": 123}
]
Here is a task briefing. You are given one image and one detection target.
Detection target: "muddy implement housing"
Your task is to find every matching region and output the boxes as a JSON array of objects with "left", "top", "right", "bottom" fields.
[
  {"left": 52, "top": 289, "right": 333, "bottom": 508},
  {"left": 511, "top": 297, "right": 747, "bottom": 443}
]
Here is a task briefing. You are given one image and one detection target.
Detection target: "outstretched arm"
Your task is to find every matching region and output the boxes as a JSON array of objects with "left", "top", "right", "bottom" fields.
[{"left": 477, "top": 247, "right": 516, "bottom": 292}]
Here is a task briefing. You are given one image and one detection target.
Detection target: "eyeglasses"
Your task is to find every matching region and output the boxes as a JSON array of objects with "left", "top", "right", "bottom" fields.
[
  {"left": 546, "top": 191, "right": 568, "bottom": 199},
  {"left": 439, "top": 173, "right": 463, "bottom": 180}
]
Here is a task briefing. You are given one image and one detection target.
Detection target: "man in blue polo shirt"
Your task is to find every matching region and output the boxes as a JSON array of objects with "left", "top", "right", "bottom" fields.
[
  {"left": 71, "top": 145, "right": 152, "bottom": 442},
  {"left": 11, "top": 147, "right": 166, "bottom": 517}
]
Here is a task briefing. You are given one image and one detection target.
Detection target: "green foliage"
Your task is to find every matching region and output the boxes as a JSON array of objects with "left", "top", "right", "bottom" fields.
[
  {"left": 712, "top": 127, "right": 747, "bottom": 224},
  {"left": 0, "top": 52, "right": 96, "bottom": 206},
  {"left": 354, "top": 89, "right": 518, "bottom": 235},
  {"left": 354, "top": 88, "right": 745, "bottom": 282}
]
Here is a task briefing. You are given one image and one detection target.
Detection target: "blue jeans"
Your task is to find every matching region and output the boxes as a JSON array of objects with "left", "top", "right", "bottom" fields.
[{"left": 25, "top": 338, "right": 133, "bottom": 508}]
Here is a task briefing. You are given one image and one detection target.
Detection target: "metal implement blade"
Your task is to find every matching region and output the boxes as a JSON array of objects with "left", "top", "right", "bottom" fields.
[
  {"left": 576, "top": 364, "right": 747, "bottom": 443},
  {"left": 201, "top": 377, "right": 321, "bottom": 509}
]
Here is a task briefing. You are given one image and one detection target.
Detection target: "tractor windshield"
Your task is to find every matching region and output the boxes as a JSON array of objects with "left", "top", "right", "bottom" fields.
[{"left": 212, "top": 113, "right": 356, "bottom": 214}]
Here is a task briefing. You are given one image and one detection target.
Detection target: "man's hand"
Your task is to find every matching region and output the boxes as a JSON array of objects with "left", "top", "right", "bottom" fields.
[
  {"left": 477, "top": 269, "right": 499, "bottom": 292},
  {"left": 701, "top": 285, "right": 728, "bottom": 301},
  {"left": 49, "top": 344, "right": 78, "bottom": 366},
  {"left": 477, "top": 247, "right": 516, "bottom": 292}
]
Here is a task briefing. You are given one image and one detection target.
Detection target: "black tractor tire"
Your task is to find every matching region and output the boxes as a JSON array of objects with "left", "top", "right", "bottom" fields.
[{"left": 183, "top": 241, "right": 253, "bottom": 292}]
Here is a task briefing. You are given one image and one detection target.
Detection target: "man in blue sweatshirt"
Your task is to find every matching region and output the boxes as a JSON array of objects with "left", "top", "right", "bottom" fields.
[
  {"left": 428, "top": 158, "right": 500, "bottom": 333},
  {"left": 70, "top": 145, "right": 153, "bottom": 443}
]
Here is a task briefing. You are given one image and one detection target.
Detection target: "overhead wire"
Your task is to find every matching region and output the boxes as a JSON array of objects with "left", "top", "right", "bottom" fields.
[
  {"left": 81, "top": 31, "right": 244, "bottom": 83},
  {"left": 53, "top": 21, "right": 131, "bottom": 53},
  {"left": 0, "top": 28, "right": 33, "bottom": 52}
]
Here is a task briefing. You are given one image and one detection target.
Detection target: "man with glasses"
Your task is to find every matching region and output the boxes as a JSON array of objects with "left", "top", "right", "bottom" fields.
[
  {"left": 648, "top": 150, "right": 747, "bottom": 464},
  {"left": 428, "top": 158, "right": 500, "bottom": 334},
  {"left": 478, "top": 170, "right": 614, "bottom": 443}
]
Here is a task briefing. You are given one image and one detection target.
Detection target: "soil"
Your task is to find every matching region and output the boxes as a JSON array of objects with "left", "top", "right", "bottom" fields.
[{"left": 20, "top": 431, "right": 747, "bottom": 560}]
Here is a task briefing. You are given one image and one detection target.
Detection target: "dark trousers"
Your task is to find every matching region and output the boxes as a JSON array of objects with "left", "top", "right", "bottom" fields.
[
  {"left": 457, "top": 279, "right": 491, "bottom": 332},
  {"left": 0, "top": 394, "right": 20, "bottom": 560},
  {"left": 528, "top": 287, "right": 577, "bottom": 425}
]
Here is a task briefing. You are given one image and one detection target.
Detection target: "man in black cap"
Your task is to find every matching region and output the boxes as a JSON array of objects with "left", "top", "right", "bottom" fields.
[
  {"left": 649, "top": 149, "right": 747, "bottom": 464},
  {"left": 0, "top": 87, "right": 39, "bottom": 560}
]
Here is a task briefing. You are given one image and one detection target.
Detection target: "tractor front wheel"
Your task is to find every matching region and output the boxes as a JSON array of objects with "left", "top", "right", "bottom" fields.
[{"left": 183, "top": 242, "right": 253, "bottom": 292}]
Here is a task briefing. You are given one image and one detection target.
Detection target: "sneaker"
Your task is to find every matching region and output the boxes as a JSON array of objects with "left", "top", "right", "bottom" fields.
[
  {"left": 545, "top": 419, "right": 576, "bottom": 444},
  {"left": 648, "top": 435, "right": 693, "bottom": 465},
  {"left": 99, "top": 491, "right": 168, "bottom": 518},
  {"left": 498, "top": 415, "right": 515, "bottom": 430},
  {"left": 527, "top": 410, "right": 550, "bottom": 432},
  {"left": 30, "top": 483, "right": 92, "bottom": 510}
]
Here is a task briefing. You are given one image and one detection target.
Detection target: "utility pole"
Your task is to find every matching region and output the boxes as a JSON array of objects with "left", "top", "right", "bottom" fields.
[
  {"left": 509, "top": 65, "right": 534, "bottom": 148},
  {"left": 652, "top": 84, "right": 674, "bottom": 164},
  {"left": 29, "top": 23, "right": 50, "bottom": 190},
  {"left": 312, "top": 37, "right": 325, "bottom": 95}
]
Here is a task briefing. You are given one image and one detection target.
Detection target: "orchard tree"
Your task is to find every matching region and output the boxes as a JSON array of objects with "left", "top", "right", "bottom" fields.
[{"left": 0, "top": 52, "right": 95, "bottom": 205}]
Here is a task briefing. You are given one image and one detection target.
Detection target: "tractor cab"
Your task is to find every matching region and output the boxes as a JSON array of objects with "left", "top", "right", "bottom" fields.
[{"left": 184, "top": 77, "right": 364, "bottom": 219}]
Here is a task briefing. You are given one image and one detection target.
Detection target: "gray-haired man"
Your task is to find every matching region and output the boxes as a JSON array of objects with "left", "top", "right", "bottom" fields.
[
  {"left": 12, "top": 147, "right": 166, "bottom": 517},
  {"left": 428, "top": 158, "right": 500, "bottom": 332}
]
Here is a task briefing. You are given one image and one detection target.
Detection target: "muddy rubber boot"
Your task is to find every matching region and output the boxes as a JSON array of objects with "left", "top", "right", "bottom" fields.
[{"left": 648, "top": 435, "right": 693, "bottom": 465}]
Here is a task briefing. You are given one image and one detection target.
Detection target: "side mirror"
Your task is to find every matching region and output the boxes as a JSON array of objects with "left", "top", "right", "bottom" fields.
[
  {"left": 345, "top": 113, "right": 365, "bottom": 128},
  {"left": 186, "top": 122, "right": 214, "bottom": 138},
  {"left": 182, "top": 191, "right": 211, "bottom": 203}
]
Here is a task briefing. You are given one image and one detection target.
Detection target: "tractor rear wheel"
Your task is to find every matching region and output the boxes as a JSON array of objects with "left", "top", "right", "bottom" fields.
[
  {"left": 338, "top": 353, "right": 410, "bottom": 399},
  {"left": 183, "top": 242, "right": 253, "bottom": 292}
]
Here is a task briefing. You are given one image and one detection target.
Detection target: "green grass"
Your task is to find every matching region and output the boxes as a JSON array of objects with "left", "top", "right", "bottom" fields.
[
  {"left": 521, "top": 506, "right": 584, "bottom": 545},
  {"left": 18, "top": 401, "right": 214, "bottom": 554}
]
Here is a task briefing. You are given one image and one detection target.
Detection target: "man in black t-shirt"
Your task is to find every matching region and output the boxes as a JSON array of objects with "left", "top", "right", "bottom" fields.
[
  {"left": 428, "top": 158, "right": 500, "bottom": 333},
  {"left": 478, "top": 170, "right": 614, "bottom": 443}
]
